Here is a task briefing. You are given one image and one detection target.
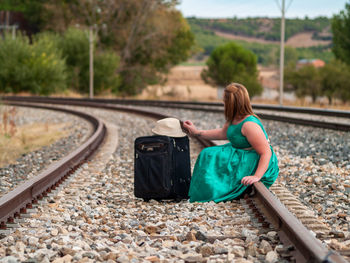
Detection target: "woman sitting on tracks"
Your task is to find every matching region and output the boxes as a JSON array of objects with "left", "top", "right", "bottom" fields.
[{"left": 183, "top": 83, "right": 279, "bottom": 203}]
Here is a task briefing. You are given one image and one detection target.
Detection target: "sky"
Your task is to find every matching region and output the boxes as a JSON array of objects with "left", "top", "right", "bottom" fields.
[{"left": 176, "top": 0, "right": 348, "bottom": 19}]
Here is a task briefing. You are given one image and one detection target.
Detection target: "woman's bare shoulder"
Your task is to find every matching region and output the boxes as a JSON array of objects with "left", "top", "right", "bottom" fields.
[{"left": 241, "top": 120, "right": 262, "bottom": 136}]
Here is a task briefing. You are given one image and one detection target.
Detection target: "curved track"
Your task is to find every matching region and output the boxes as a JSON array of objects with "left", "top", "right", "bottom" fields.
[
  {"left": 3, "top": 96, "right": 349, "bottom": 131},
  {"left": 0, "top": 97, "right": 348, "bottom": 263},
  {"left": 0, "top": 102, "right": 106, "bottom": 232}
]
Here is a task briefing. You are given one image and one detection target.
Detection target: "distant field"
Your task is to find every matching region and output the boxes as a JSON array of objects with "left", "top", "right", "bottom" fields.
[
  {"left": 214, "top": 31, "right": 331, "bottom": 48},
  {"left": 139, "top": 65, "right": 279, "bottom": 101},
  {"left": 139, "top": 65, "right": 349, "bottom": 109},
  {"left": 189, "top": 17, "right": 334, "bottom": 65}
]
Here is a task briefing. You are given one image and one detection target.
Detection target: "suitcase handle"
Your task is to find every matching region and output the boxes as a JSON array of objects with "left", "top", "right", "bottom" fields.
[{"left": 137, "top": 142, "right": 166, "bottom": 152}]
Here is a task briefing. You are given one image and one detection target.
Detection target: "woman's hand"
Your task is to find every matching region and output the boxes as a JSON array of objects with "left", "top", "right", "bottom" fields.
[
  {"left": 183, "top": 120, "right": 198, "bottom": 136},
  {"left": 241, "top": 175, "right": 260, "bottom": 186}
]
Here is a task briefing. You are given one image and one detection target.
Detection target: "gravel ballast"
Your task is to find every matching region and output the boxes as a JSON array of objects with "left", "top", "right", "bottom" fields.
[
  {"left": 0, "top": 106, "right": 93, "bottom": 198},
  {"left": 0, "top": 105, "right": 349, "bottom": 262}
]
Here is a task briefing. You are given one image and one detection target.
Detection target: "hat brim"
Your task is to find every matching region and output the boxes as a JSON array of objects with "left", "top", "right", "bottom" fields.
[{"left": 152, "top": 128, "right": 187, "bottom": 138}]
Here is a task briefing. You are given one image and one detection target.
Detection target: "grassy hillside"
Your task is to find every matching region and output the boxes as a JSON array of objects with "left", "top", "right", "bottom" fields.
[
  {"left": 188, "top": 17, "right": 333, "bottom": 66},
  {"left": 188, "top": 17, "right": 332, "bottom": 41}
]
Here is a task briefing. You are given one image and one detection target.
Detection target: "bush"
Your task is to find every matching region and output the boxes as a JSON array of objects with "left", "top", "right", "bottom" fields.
[
  {"left": 0, "top": 34, "right": 31, "bottom": 93},
  {"left": 0, "top": 28, "right": 121, "bottom": 96},
  {"left": 59, "top": 27, "right": 121, "bottom": 94},
  {"left": 0, "top": 33, "right": 67, "bottom": 95},
  {"left": 285, "top": 61, "right": 350, "bottom": 103},
  {"left": 332, "top": 3, "right": 350, "bottom": 65},
  {"left": 320, "top": 60, "right": 350, "bottom": 103},
  {"left": 201, "top": 42, "right": 262, "bottom": 97},
  {"left": 58, "top": 28, "right": 89, "bottom": 92},
  {"left": 28, "top": 32, "right": 67, "bottom": 94},
  {"left": 80, "top": 51, "right": 121, "bottom": 94}
]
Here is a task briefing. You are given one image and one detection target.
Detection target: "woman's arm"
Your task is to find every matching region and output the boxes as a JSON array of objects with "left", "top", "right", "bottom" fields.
[
  {"left": 240, "top": 122, "right": 271, "bottom": 186},
  {"left": 183, "top": 121, "right": 229, "bottom": 140}
]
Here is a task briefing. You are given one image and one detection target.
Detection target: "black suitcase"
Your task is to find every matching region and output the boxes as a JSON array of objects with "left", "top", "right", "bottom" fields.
[{"left": 134, "top": 135, "right": 191, "bottom": 201}]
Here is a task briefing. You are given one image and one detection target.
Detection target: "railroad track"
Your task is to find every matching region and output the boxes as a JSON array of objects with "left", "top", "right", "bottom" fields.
[
  {"left": 3, "top": 96, "right": 349, "bottom": 131},
  {"left": 0, "top": 102, "right": 106, "bottom": 230},
  {"left": 0, "top": 97, "right": 349, "bottom": 262}
]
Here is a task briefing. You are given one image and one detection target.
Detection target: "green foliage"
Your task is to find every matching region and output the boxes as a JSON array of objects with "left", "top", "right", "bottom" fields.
[
  {"left": 0, "top": 0, "right": 47, "bottom": 33},
  {"left": 58, "top": 28, "right": 90, "bottom": 92},
  {"left": 116, "top": 11, "right": 195, "bottom": 95},
  {"left": 58, "top": 27, "right": 121, "bottom": 94},
  {"left": 189, "top": 21, "right": 333, "bottom": 66},
  {"left": 81, "top": 51, "right": 121, "bottom": 94},
  {"left": 0, "top": 28, "right": 121, "bottom": 96},
  {"left": 295, "top": 45, "right": 333, "bottom": 63},
  {"left": 45, "top": 1, "right": 195, "bottom": 95},
  {"left": 2, "top": 1, "right": 194, "bottom": 95},
  {"left": 201, "top": 42, "right": 262, "bottom": 97},
  {"left": 288, "top": 65, "right": 321, "bottom": 102},
  {"left": 332, "top": 3, "right": 350, "bottom": 65},
  {"left": 284, "top": 46, "right": 299, "bottom": 66},
  {"left": 0, "top": 33, "right": 67, "bottom": 95},
  {"left": 285, "top": 60, "right": 350, "bottom": 103},
  {"left": 0, "top": 34, "right": 30, "bottom": 93},
  {"left": 190, "top": 23, "right": 231, "bottom": 55},
  {"left": 164, "top": 27, "right": 195, "bottom": 67},
  {"left": 188, "top": 16, "right": 331, "bottom": 42},
  {"left": 320, "top": 60, "right": 350, "bottom": 103}
]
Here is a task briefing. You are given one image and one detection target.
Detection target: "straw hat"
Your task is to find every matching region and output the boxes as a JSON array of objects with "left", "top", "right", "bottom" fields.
[{"left": 152, "top": 118, "right": 186, "bottom": 137}]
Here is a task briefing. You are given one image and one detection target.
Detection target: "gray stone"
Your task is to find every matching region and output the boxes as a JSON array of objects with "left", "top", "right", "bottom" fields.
[
  {"left": 0, "top": 256, "right": 19, "bottom": 263},
  {"left": 199, "top": 244, "right": 213, "bottom": 257},
  {"left": 265, "top": 251, "right": 278, "bottom": 263},
  {"left": 116, "top": 255, "right": 130, "bottom": 263},
  {"left": 231, "top": 246, "right": 245, "bottom": 258},
  {"left": 259, "top": 240, "right": 273, "bottom": 254},
  {"left": 27, "top": 237, "right": 39, "bottom": 246},
  {"left": 266, "top": 231, "right": 278, "bottom": 239},
  {"left": 182, "top": 253, "right": 203, "bottom": 262}
]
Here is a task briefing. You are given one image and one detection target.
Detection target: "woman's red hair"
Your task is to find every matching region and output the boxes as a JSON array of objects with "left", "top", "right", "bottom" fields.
[{"left": 223, "top": 83, "right": 256, "bottom": 123}]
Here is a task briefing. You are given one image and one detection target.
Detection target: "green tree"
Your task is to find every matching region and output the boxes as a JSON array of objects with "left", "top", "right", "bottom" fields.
[
  {"left": 0, "top": 32, "right": 67, "bottom": 95},
  {"left": 58, "top": 27, "right": 120, "bottom": 94},
  {"left": 284, "top": 46, "right": 299, "bottom": 66},
  {"left": 201, "top": 42, "right": 262, "bottom": 97},
  {"left": 45, "top": 0, "right": 194, "bottom": 95},
  {"left": 286, "top": 60, "right": 350, "bottom": 104},
  {"left": 332, "top": 3, "right": 350, "bottom": 65},
  {"left": 58, "top": 28, "right": 90, "bottom": 92},
  {"left": 335, "top": 73, "right": 350, "bottom": 103},
  {"left": 319, "top": 60, "right": 350, "bottom": 104},
  {"left": 81, "top": 51, "right": 121, "bottom": 94},
  {"left": 0, "top": 0, "right": 47, "bottom": 33},
  {"left": 284, "top": 65, "right": 321, "bottom": 103}
]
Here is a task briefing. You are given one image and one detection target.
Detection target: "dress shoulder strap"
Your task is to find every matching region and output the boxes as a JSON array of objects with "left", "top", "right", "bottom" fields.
[{"left": 241, "top": 115, "right": 260, "bottom": 125}]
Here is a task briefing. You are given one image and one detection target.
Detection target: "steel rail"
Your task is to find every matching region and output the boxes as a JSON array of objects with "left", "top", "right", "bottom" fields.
[
  {"left": 3, "top": 96, "right": 350, "bottom": 118},
  {"left": 2, "top": 97, "right": 215, "bottom": 148},
  {"left": 253, "top": 182, "right": 347, "bottom": 263},
  {"left": 0, "top": 102, "right": 106, "bottom": 228},
  {"left": 2, "top": 97, "right": 347, "bottom": 263},
  {"left": 2, "top": 96, "right": 350, "bottom": 131}
]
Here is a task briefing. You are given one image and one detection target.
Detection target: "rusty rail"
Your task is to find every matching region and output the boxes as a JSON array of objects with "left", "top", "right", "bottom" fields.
[
  {"left": 253, "top": 182, "right": 347, "bottom": 263},
  {"left": 1, "top": 97, "right": 348, "bottom": 263},
  {"left": 2, "top": 96, "right": 350, "bottom": 131},
  {"left": 3, "top": 95, "right": 350, "bottom": 118},
  {"left": 0, "top": 102, "right": 106, "bottom": 227}
]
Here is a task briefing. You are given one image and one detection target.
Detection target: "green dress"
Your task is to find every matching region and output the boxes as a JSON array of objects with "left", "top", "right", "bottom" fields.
[{"left": 189, "top": 115, "right": 279, "bottom": 203}]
